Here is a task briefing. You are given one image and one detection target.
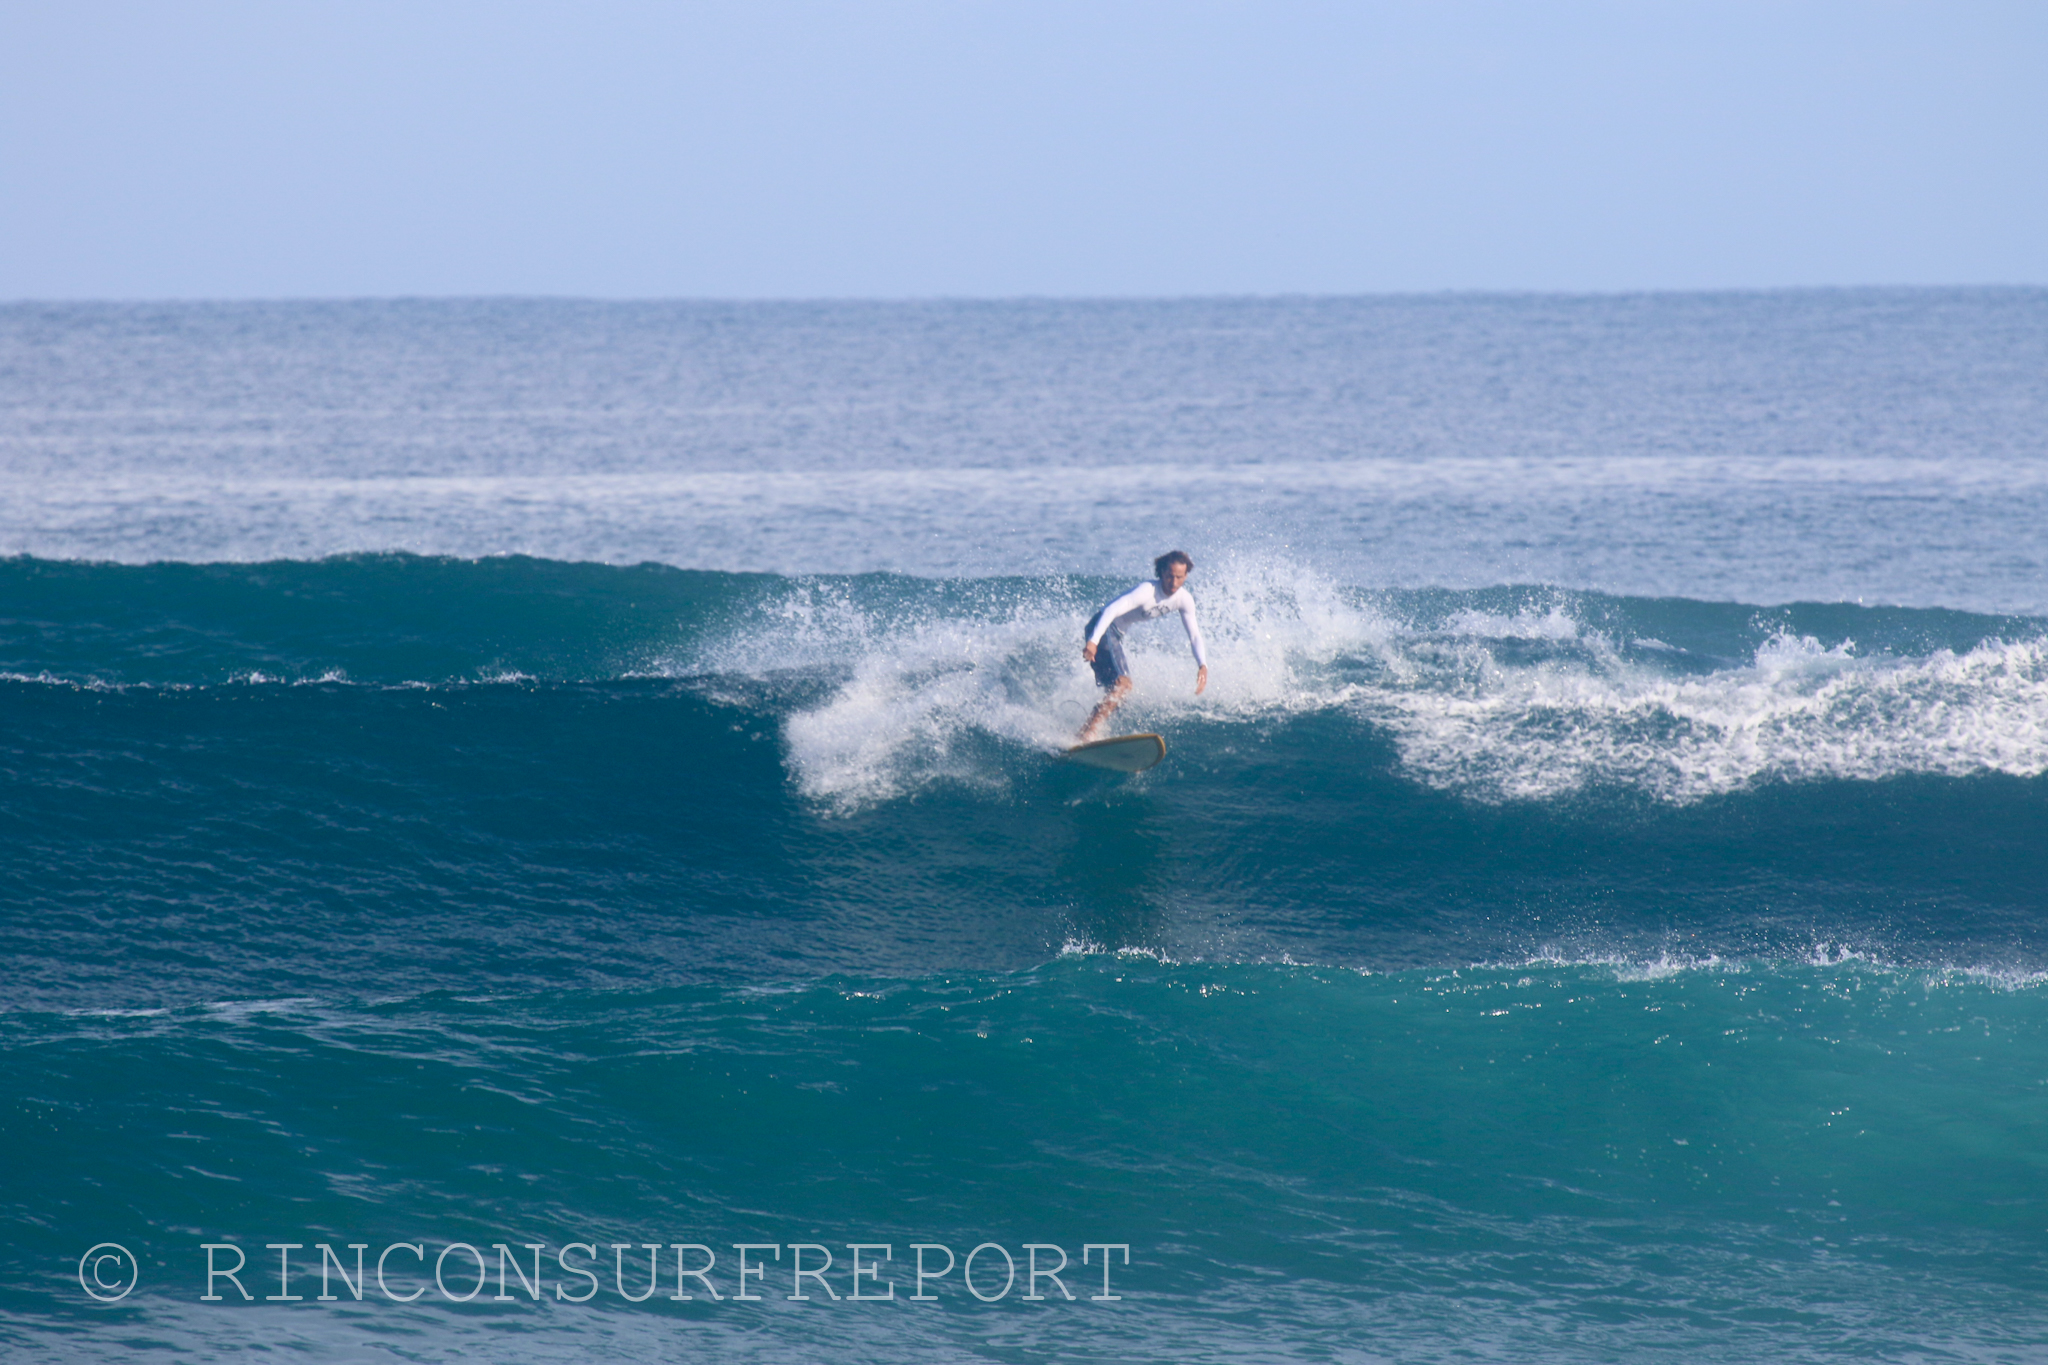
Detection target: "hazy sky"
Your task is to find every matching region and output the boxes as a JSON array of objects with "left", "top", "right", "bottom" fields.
[{"left": 3, "top": 1, "right": 2043, "bottom": 298}]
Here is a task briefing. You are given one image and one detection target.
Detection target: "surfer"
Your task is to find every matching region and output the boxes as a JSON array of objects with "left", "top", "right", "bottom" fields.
[{"left": 1078, "top": 550, "right": 1209, "bottom": 741}]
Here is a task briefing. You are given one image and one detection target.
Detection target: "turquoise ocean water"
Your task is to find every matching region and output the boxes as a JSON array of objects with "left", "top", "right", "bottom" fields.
[{"left": 4, "top": 293, "right": 2047, "bottom": 1361}]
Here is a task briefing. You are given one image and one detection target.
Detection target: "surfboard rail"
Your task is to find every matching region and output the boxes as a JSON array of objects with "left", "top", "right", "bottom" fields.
[{"left": 1063, "top": 732, "right": 1167, "bottom": 772}]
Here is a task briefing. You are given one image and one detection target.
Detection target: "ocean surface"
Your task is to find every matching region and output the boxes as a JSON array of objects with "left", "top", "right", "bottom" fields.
[{"left": 3, "top": 292, "right": 2047, "bottom": 1362}]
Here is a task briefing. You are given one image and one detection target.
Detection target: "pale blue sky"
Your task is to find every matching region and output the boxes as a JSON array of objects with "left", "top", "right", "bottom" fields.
[{"left": 3, "top": 1, "right": 2043, "bottom": 298}]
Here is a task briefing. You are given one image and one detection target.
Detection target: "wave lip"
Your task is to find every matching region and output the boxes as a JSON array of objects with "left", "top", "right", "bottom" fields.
[
  {"left": 1369, "top": 628, "right": 2048, "bottom": 804},
  {"left": 4, "top": 552, "right": 2044, "bottom": 812},
  {"left": 678, "top": 557, "right": 2048, "bottom": 809}
]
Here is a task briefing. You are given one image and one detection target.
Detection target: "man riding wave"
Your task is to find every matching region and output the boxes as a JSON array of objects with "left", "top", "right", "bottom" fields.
[{"left": 1078, "top": 549, "right": 1209, "bottom": 742}]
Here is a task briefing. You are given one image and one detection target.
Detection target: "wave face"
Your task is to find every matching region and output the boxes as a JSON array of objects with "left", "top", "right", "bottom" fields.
[
  {"left": 5, "top": 554, "right": 2046, "bottom": 992},
  {"left": 5, "top": 553, "right": 2048, "bottom": 1361}
]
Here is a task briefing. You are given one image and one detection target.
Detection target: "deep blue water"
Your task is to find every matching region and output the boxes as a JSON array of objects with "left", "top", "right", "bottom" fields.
[{"left": 4, "top": 294, "right": 2048, "bottom": 1361}]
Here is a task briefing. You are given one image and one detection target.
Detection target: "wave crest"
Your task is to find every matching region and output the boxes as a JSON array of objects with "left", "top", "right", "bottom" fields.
[
  {"left": 700, "top": 558, "right": 2048, "bottom": 808},
  {"left": 1371, "top": 629, "right": 2048, "bottom": 802}
]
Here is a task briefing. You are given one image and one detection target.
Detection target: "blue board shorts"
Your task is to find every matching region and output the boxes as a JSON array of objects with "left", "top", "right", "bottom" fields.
[{"left": 1084, "top": 610, "right": 1131, "bottom": 689}]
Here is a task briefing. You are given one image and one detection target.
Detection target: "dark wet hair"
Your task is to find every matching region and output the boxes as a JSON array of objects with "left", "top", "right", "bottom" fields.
[{"left": 1154, "top": 550, "right": 1193, "bottom": 578}]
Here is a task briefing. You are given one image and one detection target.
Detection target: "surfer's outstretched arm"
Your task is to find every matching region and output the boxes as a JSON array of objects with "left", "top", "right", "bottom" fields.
[{"left": 1179, "top": 599, "right": 1209, "bottom": 694}]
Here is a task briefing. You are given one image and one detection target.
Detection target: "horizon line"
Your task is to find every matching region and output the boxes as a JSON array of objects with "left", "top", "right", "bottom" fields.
[{"left": 5, "top": 282, "right": 2045, "bottom": 308}]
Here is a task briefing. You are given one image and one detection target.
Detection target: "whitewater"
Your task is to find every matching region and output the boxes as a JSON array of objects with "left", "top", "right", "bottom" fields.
[{"left": 4, "top": 292, "right": 2047, "bottom": 1363}]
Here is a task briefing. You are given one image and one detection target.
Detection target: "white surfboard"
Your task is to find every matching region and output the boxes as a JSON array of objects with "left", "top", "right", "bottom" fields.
[{"left": 1063, "top": 733, "right": 1167, "bottom": 773}]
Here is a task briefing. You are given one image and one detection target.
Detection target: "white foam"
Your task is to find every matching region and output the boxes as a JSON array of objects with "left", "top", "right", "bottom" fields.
[
  {"left": 1368, "top": 628, "right": 2048, "bottom": 803},
  {"left": 1440, "top": 604, "right": 1584, "bottom": 641},
  {"left": 0, "top": 670, "right": 204, "bottom": 693},
  {"left": 773, "top": 600, "right": 1083, "bottom": 809},
  {"left": 1607, "top": 953, "right": 1731, "bottom": 982},
  {"left": 1947, "top": 965, "right": 2048, "bottom": 992},
  {"left": 681, "top": 555, "right": 2048, "bottom": 810},
  {"left": 699, "top": 556, "right": 1395, "bottom": 807}
]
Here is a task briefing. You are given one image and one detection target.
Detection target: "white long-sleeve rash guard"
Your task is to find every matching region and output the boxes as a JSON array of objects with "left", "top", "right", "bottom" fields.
[{"left": 1087, "top": 579, "right": 1209, "bottom": 668}]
